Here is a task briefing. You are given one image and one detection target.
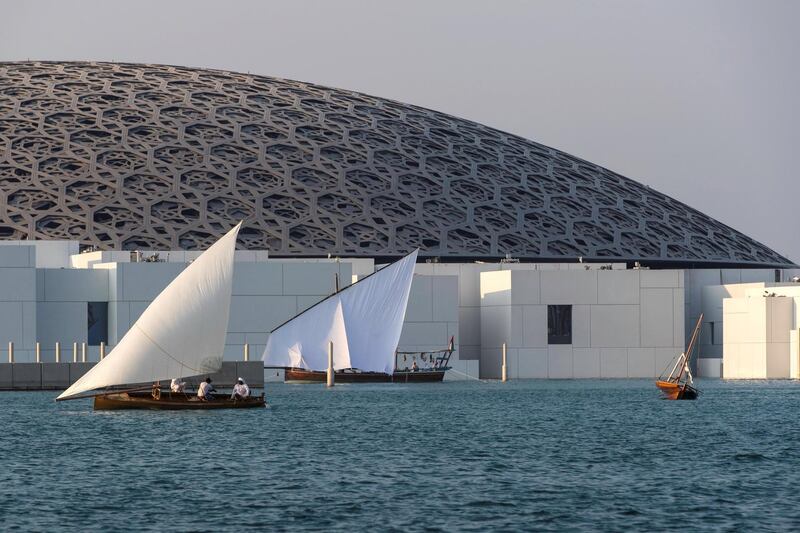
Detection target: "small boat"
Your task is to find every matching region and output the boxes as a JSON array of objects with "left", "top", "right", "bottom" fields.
[
  {"left": 655, "top": 313, "right": 703, "bottom": 400},
  {"left": 93, "top": 389, "right": 266, "bottom": 410},
  {"left": 284, "top": 338, "right": 455, "bottom": 383},
  {"left": 263, "top": 249, "right": 453, "bottom": 383},
  {"left": 57, "top": 222, "right": 266, "bottom": 410}
]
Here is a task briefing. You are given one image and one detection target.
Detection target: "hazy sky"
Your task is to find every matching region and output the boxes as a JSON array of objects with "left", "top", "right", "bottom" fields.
[{"left": 2, "top": 0, "right": 797, "bottom": 263}]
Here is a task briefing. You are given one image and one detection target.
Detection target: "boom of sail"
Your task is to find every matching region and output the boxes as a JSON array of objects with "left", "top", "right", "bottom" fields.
[
  {"left": 57, "top": 222, "right": 242, "bottom": 401},
  {"left": 262, "top": 249, "right": 419, "bottom": 375}
]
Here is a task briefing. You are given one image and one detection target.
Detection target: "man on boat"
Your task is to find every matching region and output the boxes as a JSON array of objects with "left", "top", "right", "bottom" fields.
[
  {"left": 231, "top": 378, "right": 250, "bottom": 400},
  {"left": 198, "top": 377, "right": 216, "bottom": 401},
  {"left": 170, "top": 377, "right": 186, "bottom": 393}
]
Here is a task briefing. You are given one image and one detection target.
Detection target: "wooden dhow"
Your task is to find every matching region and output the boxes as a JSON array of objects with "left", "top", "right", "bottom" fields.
[
  {"left": 56, "top": 222, "right": 266, "bottom": 410},
  {"left": 655, "top": 313, "right": 703, "bottom": 400},
  {"left": 263, "top": 249, "right": 453, "bottom": 383}
]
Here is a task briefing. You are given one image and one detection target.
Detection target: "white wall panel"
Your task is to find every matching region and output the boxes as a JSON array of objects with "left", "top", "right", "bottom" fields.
[
  {"left": 590, "top": 305, "right": 639, "bottom": 348},
  {"left": 540, "top": 270, "right": 598, "bottom": 305},
  {"left": 597, "top": 270, "right": 639, "bottom": 305}
]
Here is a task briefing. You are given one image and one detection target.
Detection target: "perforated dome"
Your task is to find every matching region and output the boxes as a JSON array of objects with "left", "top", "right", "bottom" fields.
[{"left": 0, "top": 61, "right": 792, "bottom": 267}]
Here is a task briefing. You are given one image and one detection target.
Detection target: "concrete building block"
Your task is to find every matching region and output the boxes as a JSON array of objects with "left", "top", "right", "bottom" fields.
[
  {"left": 129, "top": 301, "right": 149, "bottom": 326},
  {"left": 42, "top": 269, "right": 108, "bottom": 302},
  {"left": 522, "top": 305, "right": 547, "bottom": 347},
  {"left": 0, "top": 246, "right": 34, "bottom": 267},
  {"left": 432, "top": 276, "right": 458, "bottom": 322},
  {"left": 597, "top": 270, "right": 639, "bottom": 305},
  {"left": 510, "top": 271, "right": 540, "bottom": 305},
  {"left": 119, "top": 263, "right": 186, "bottom": 301},
  {"left": 509, "top": 306, "right": 524, "bottom": 348},
  {"left": 0, "top": 364, "right": 11, "bottom": 389},
  {"left": 590, "top": 305, "right": 639, "bottom": 348},
  {"left": 640, "top": 288, "right": 674, "bottom": 347},
  {"left": 573, "top": 348, "right": 600, "bottom": 378},
  {"left": 461, "top": 264, "right": 497, "bottom": 307},
  {"left": 572, "top": 305, "right": 590, "bottom": 348},
  {"left": 627, "top": 347, "right": 656, "bottom": 378},
  {"left": 69, "top": 363, "right": 94, "bottom": 384},
  {"left": 458, "top": 344, "right": 480, "bottom": 361},
  {"left": 296, "top": 295, "right": 326, "bottom": 313},
  {"left": 12, "top": 363, "right": 41, "bottom": 389},
  {"left": 0, "top": 301, "right": 23, "bottom": 346},
  {"left": 673, "top": 289, "right": 685, "bottom": 349},
  {"left": 600, "top": 348, "right": 628, "bottom": 377},
  {"left": 0, "top": 268, "right": 35, "bottom": 301},
  {"left": 283, "top": 263, "right": 339, "bottom": 296},
  {"left": 406, "top": 276, "right": 433, "bottom": 322},
  {"left": 235, "top": 361, "right": 265, "bottom": 387},
  {"left": 548, "top": 345, "right": 573, "bottom": 378},
  {"left": 518, "top": 348, "right": 548, "bottom": 378},
  {"left": 480, "top": 347, "right": 502, "bottom": 379},
  {"left": 540, "top": 270, "right": 598, "bottom": 305},
  {"left": 244, "top": 332, "right": 268, "bottom": 346},
  {"left": 399, "top": 322, "right": 448, "bottom": 346},
  {"left": 232, "top": 262, "right": 283, "bottom": 295},
  {"left": 480, "top": 271, "right": 512, "bottom": 306},
  {"left": 459, "top": 307, "right": 481, "bottom": 346},
  {"left": 640, "top": 269, "right": 682, "bottom": 288},
  {"left": 41, "top": 363, "right": 69, "bottom": 388},
  {"left": 22, "top": 301, "right": 35, "bottom": 349},
  {"left": 698, "top": 357, "right": 722, "bottom": 378},
  {"left": 36, "top": 302, "right": 87, "bottom": 346},
  {"left": 228, "top": 295, "right": 298, "bottom": 333},
  {"left": 480, "top": 305, "right": 511, "bottom": 349}
]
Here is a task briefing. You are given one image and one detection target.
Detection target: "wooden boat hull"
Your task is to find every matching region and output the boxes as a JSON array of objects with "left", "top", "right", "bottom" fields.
[
  {"left": 655, "top": 380, "right": 698, "bottom": 400},
  {"left": 285, "top": 368, "right": 446, "bottom": 383},
  {"left": 93, "top": 391, "right": 267, "bottom": 410}
]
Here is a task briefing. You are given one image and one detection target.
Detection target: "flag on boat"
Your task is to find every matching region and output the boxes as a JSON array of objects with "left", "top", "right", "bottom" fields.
[
  {"left": 262, "top": 249, "right": 418, "bottom": 374},
  {"left": 57, "top": 222, "right": 242, "bottom": 400}
]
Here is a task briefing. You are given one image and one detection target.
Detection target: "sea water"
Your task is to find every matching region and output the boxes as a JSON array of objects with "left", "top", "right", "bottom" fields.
[{"left": 1, "top": 379, "right": 799, "bottom": 531}]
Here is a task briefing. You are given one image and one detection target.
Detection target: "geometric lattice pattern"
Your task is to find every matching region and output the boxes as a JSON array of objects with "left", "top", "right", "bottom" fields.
[{"left": 0, "top": 61, "right": 792, "bottom": 267}]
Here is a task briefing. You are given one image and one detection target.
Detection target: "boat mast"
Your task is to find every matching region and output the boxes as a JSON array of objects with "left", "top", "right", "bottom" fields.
[{"left": 676, "top": 313, "right": 704, "bottom": 382}]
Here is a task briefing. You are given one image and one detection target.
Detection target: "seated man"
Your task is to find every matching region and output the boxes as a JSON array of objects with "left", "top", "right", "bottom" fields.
[
  {"left": 231, "top": 378, "right": 250, "bottom": 400},
  {"left": 170, "top": 377, "right": 186, "bottom": 393},
  {"left": 197, "top": 377, "right": 216, "bottom": 401}
]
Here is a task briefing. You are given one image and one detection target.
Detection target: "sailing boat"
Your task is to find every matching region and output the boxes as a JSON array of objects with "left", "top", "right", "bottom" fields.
[
  {"left": 655, "top": 313, "right": 703, "bottom": 400},
  {"left": 56, "top": 222, "right": 265, "bottom": 410},
  {"left": 263, "top": 249, "right": 454, "bottom": 383}
]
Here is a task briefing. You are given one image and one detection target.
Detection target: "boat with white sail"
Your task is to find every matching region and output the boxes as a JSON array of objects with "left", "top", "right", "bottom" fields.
[
  {"left": 56, "top": 222, "right": 265, "bottom": 410},
  {"left": 263, "top": 249, "right": 453, "bottom": 383}
]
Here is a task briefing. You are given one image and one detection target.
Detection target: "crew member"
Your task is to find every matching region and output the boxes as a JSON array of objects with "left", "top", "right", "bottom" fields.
[
  {"left": 198, "top": 377, "right": 216, "bottom": 401},
  {"left": 231, "top": 378, "right": 250, "bottom": 400},
  {"left": 170, "top": 378, "right": 186, "bottom": 393}
]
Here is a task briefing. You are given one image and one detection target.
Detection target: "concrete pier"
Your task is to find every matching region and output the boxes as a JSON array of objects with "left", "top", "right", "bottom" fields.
[{"left": 0, "top": 361, "right": 265, "bottom": 391}]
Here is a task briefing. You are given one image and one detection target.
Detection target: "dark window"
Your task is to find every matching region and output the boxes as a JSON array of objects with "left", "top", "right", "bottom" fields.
[
  {"left": 87, "top": 302, "right": 108, "bottom": 345},
  {"left": 547, "top": 305, "right": 572, "bottom": 345}
]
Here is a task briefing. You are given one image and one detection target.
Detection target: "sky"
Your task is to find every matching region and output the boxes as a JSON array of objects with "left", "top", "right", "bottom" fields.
[{"left": 2, "top": 0, "right": 797, "bottom": 263}]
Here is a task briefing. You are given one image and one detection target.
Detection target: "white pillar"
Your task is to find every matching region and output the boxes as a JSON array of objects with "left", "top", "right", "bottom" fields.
[
  {"left": 99, "top": 342, "right": 105, "bottom": 360},
  {"left": 81, "top": 342, "right": 87, "bottom": 363},
  {"left": 243, "top": 343, "right": 249, "bottom": 362},
  {"left": 72, "top": 342, "right": 78, "bottom": 363},
  {"left": 55, "top": 342, "right": 61, "bottom": 363},
  {"left": 327, "top": 341, "right": 334, "bottom": 387},
  {"left": 8, "top": 342, "right": 13, "bottom": 364},
  {"left": 35, "top": 342, "right": 40, "bottom": 363},
  {"left": 501, "top": 342, "right": 508, "bottom": 382}
]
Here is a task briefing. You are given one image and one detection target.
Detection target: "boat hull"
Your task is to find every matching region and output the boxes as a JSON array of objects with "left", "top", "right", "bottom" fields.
[
  {"left": 93, "top": 391, "right": 267, "bottom": 410},
  {"left": 655, "top": 380, "right": 698, "bottom": 400},
  {"left": 284, "top": 368, "right": 446, "bottom": 383}
]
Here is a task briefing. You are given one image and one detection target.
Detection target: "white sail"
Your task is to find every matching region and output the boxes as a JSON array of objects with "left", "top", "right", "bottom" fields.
[
  {"left": 262, "top": 249, "right": 418, "bottom": 374},
  {"left": 57, "top": 223, "right": 242, "bottom": 400}
]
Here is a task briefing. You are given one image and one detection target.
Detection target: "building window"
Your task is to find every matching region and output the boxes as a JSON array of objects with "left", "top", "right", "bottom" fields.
[
  {"left": 548, "top": 305, "right": 572, "bottom": 345},
  {"left": 87, "top": 302, "right": 108, "bottom": 345}
]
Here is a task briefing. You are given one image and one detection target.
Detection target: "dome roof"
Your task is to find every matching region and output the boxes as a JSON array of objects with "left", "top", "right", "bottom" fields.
[{"left": 0, "top": 61, "right": 792, "bottom": 267}]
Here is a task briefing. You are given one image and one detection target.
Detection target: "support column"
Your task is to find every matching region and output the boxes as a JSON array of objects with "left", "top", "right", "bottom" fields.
[
  {"left": 501, "top": 342, "right": 508, "bottom": 382},
  {"left": 8, "top": 342, "right": 13, "bottom": 364},
  {"left": 55, "top": 342, "right": 61, "bottom": 363},
  {"left": 243, "top": 343, "right": 249, "bottom": 362},
  {"left": 72, "top": 342, "right": 78, "bottom": 363},
  {"left": 35, "top": 342, "right": 40, "bottom": 364},
  {"left": 327, "top": 341, "right": 334, "bottom": 388},
  {"left": 100, "top": 342, "right": 105, "bottom": 360},
  {"left": 81, "top": 342, "right": 87, "bottom": 363}
]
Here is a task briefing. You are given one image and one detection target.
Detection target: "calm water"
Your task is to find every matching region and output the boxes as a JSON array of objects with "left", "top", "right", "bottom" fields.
[{"left": 1, "top": 379, "right": 799, "bottom": 531}]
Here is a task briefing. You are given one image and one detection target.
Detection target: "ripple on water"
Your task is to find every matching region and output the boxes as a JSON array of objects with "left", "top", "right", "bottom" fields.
[{"left": 1, "top": 379, "right": 800, "bottom": 531}]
